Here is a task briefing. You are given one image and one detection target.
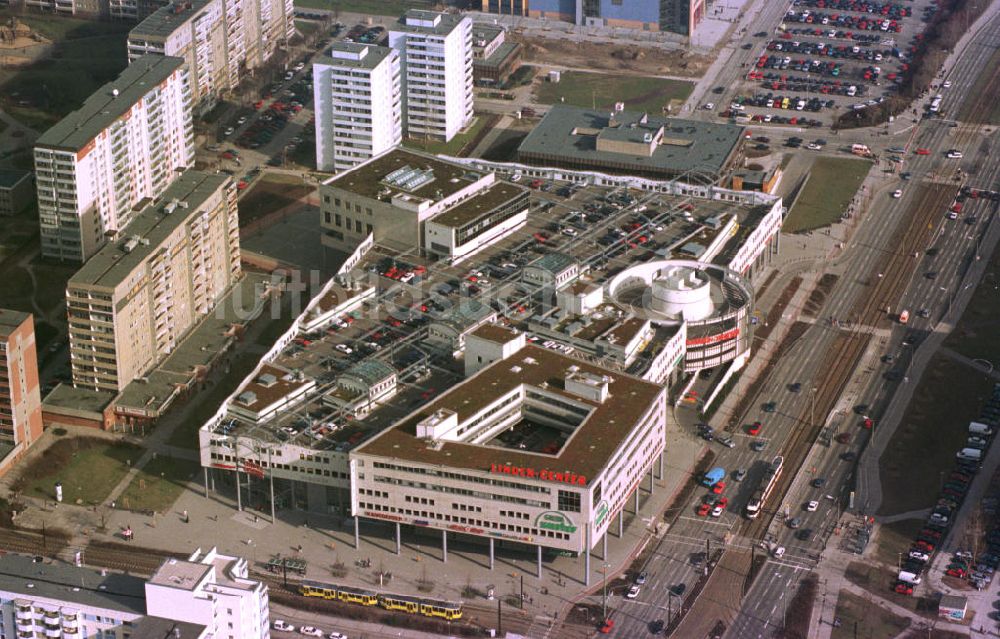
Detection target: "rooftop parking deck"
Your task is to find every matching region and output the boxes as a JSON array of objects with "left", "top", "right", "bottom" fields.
[{"left": 202, "top": 178, "right": 778, "bottom": 455}]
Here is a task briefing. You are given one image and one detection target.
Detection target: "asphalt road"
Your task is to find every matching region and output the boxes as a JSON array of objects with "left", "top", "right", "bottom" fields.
[{"left": 727, "top": 10, "right": 1000, "bottom": 639}]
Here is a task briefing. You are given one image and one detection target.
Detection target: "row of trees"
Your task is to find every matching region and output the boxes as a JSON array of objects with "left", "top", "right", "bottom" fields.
[{"left": 835, "top": 0, "right": 987, "bottom": 129}]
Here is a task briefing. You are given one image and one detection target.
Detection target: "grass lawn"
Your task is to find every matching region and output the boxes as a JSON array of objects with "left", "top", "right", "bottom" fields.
[
  {"left": 944, "top": 241, "right": 1000, "bottom": 363},
  {"left": 874, "top": 518, "right": 924, "bottom": 566},
  {"left": 117, "top": 455, "right": 201, "bottom": 513},
  {"left": 784, "top": 156, "right": 871, "bottom": 233},
  {"left": 403, "top": 114, "right": 493, "bottom": 157},
  {"left": 481, "top": 129, "right": 528, "bottom": 162},
  {"left": 295, "top": 20, "right": 321, "bottom": 35},
  {"left": 17, "top": 438, "right": 142, "bottom": 506},
  {"left": 292, "top": 0, "right": 432, "bottom": 14},
  {"left": 0, "top": 15, "right": 131, "bottom": 131},
  {"left": 959, "top": 46, "right": 1000, "bottom": 124},
  {"left": 534, "top": 71, "right": 694, "bottom": 114},
  {"left": 238, "top": 173, "right": 314, "bottom": 226},
  {"left": 830, "top": 589, "right": 911, "bottom": 639},
  {"left": 878, "top": 354, "right": 994, "bottom": 516}
]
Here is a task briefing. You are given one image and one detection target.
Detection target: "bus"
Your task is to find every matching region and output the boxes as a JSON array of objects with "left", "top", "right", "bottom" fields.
[{"left": 899, "top": 309, "right": 909, "bottom": 324}]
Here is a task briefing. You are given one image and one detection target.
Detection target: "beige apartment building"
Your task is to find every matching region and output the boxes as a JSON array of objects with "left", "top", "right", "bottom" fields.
[
  {"left": 67, "top": 170, "right": 241, "bottom": 393},
  {"left": 127, "top": 0, "right": 295, "bottom": 111}
]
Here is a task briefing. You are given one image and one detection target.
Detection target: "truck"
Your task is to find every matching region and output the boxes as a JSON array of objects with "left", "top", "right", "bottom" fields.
[
  {"left": 969, "top": 422, "right": 994, "bottom": 437},
  {"left": 851, "top": 143, "right": 873, "bottom": 157},
  {"left": 702, "top": 467, "right": 726, "bottom": 487}
]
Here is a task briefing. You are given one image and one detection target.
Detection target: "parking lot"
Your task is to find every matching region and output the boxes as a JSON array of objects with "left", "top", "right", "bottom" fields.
[
  {"left": 202, "top": 20, "right": 390, "bottom": 176},
  {"left": 704, "top": 0, "right": 944, "bottom": 130}
]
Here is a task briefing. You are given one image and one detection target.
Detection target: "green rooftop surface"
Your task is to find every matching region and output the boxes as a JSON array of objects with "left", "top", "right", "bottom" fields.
[
  {"left": 517, "top": 104, "right": 743, "bottom": 179},
  {"left": 393, "top": 9, "right": 465, "bottom": 36},
  {"left": 130, "top": 0, "right": 211, "bottom": 38},
  {"left": 34, "top": 56, "right": 185, "bottom": 152},
  {"left": 314, "top": 42, "right": 395, "bottom": 71},
  {"left": 68, "top": 171, "right": 230, "bottom": 290},
  {"left": 0, "top": 169, "right": 30, "bottom": 189}
]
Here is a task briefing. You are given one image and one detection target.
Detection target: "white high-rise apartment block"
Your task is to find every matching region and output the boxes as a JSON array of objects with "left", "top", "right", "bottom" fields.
[
  {"left": 146, "top": 548, "right": 270, "bottom": 639},
  {"left": 127, "top": 0, "right": 294, "bottom": 112},
  {"left": 313, "top": 42, "right": 402, "bottom": 173},
  {"left": 34, "top": 55, "right": 194, "bottom": 263},
  {"left": 389, "top": 10, "right": 474, "bottom": 142}
]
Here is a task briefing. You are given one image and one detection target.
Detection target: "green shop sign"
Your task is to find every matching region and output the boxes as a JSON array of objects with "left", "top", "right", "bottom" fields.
[
  {"left": 594, "top": 501, "right": 610, "bottom": 529},
  {"left": 536, "top": 511, "right": 577, "bottom": 534}
]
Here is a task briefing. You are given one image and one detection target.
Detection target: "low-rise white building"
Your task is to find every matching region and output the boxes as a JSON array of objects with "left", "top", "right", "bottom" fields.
[
  {"left": 0, "top": 550, "right": 270, "bottom": 639},
  {"left": 351, "top": 341, "right": 666, "bottom": 583},
  {"left": 145, "top": 547, "right": 270, "bottom": 639},
  {"left": 319, "top": 148, "right": 529, "bottom": 263}
]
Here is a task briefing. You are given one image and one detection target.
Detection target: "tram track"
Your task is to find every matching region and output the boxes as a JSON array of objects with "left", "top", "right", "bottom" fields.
[{"left": 741, "top": 181, "right": 956, "bottom": 541}]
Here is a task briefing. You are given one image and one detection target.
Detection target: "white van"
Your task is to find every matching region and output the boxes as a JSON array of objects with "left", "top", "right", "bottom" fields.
[
  {"left": 969, "top": 422, "right": 994, "bottom": 437},
  {"left": 957, "top": 447, "right": 983, "bottom": 461},
  {"left": 898, "top": 570, "right": 922, "bottom": 585}
]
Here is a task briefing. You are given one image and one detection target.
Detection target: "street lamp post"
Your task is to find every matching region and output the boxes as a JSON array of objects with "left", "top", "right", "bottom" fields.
[{"left": 601, "top": 563, "right": 610, "bottom": 620}]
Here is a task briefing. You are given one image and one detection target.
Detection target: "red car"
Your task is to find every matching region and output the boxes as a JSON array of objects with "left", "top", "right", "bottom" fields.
[
  {"left": 862, "top": 417, "right": 874, "bottom": 429},
  {"left": 712, "top": 481, "right": 726, "bottom": 495},
  {"left": 600, "top": 618, "right": 615, "bottom": 634},
  {"left": 946, "top": 567, "right": 967, "bottom": 578},
  {"left": 894, "top": 582, "right": 913, "bottom": 595},
  {"left": 916, "top": 148, "right": 931, "bottom": 155},
  {"left": 717, "top": 497, "right": 729, "bottom": 509},
  {"left": 748, "top": 421, "right": 762, "bottom": 436},
  {"left": 697, "top": 503, "right": 711, "bottom": 516}
]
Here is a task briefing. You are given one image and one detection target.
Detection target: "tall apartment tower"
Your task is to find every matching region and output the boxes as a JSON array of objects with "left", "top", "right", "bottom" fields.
[
  {"left": 127, "top": 0, "right": 294, "bottom": 112},
  {"left": 66, "top": 170, "right": 241, "bottom": 393},
  {"left": 34, "top": 56, "right": 194, "bottom": 263},
  {"left": 313, "top": 42, "right": 402, "bottom": 173},
  {"left": 0, "top": 310, "right": 42, "bottom": 466},
  {"left": 389, "top": 10, "right": 474, "bottom": 142}
]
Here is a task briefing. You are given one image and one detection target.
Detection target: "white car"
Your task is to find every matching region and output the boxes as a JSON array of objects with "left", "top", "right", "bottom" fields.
[
  {"left": 947, "top": 150, "right": 963, "bottom": 159},
  {"left": 805, "top": 500, "right": 819, "bottom": 512},
  {"left": 273, "top": 621, "right": 296, "bottom": 632},
  {"left": 335, "top": 343, "right": 353, "bottom": 355},
  {"left": 807, "top": 143, "right": 821, "bottom": 150},
  {"left": 626, "top": 585, "right": 641, "bottom": 599},
  {"left": 909, "top": 550, "right": 930, "bottom": 562},
  {"left": 329, "top": 634, "right": 348, "bottom": 639},
  {"left": 943, "top": 80, "right": 952, "bottom": 88},
  {"left": 711, "top": 504, "right": 724, "bottom": 517},
  {"left": 703, "top": 102, "right": 715, "bottom": 110},
  {"left": 510, "top": 173, "right": 522, "bottom": 182},
  {"left": 224, "top": 127, "right": 235, "bottom": 136},
  {"left": 891, "top": 189, "right": 902, "bottom": 198},
  {"left": 561, "top": 227, "right": 578, "bottom": 237},
  {"left": 300, "top": 628, "right": 323, "bottom": 637},
  {"left": 772, "top": 546, "right": 786, "bottom": 559}
]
